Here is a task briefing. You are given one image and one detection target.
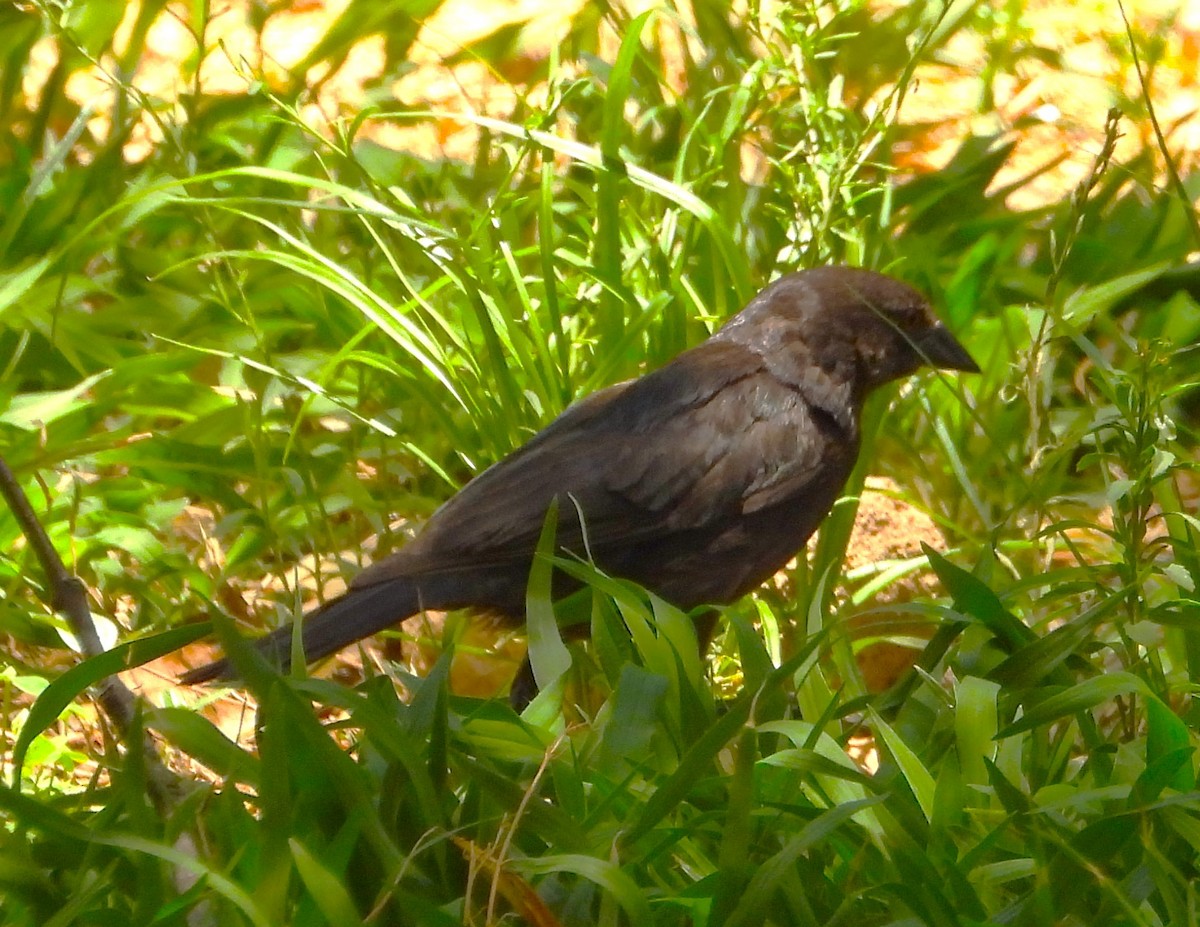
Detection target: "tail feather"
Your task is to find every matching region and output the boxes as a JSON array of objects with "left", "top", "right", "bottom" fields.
[{"left": 180, "top": 579, "right": 419, "bottom": 685}]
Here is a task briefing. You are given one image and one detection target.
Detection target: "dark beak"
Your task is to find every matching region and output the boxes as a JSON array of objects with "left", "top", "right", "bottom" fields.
[{"left": 917, "top": 323, "right": 980, "bottom": 373}]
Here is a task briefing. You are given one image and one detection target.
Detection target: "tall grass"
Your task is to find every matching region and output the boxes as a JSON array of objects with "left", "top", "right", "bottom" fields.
[{"left": 2, "top": 1, "right": 1199, "bottom": 925}]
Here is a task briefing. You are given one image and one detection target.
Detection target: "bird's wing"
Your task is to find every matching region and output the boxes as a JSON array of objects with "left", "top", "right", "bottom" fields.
[
  {"left": 604, "top": 360, "right": 849, "bottom": 525},
  {"left": 354, "top": 340, "right": 850, "bottom": 585}
]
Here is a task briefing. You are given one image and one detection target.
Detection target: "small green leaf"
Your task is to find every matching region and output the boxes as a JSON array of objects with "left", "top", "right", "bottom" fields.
[
  {"left": 0, "top": 256, "right": 51, "bottom": 316},
  {"left": 998, "top": 673, "right": 1150, "bottom": 738},
  {"left": 1144, "top": 696, "right": 1195, "bottom": 794},
  {"left": 518, "top": 854, "right": 653, "bottom": 925},
  {"left": 924, "top": 546, "right": 1034, "bottom": 649},
  {"left": 148, "top": 707, "right": 260, "bottom": 784},
  {"left": 1062, "top": 261, "right": 1172, "bottom": 324},
  {"left": 955, "top": 676, "right": 1000, "bottom": 785},
  {"left": 290, "top": 839, "right": 364, "bottom": 926},
  {"left": 597, "top": 664, "right": 668, "bottom": 768},
  {"left": 868, "top": 707, "right": 936, "bottom": 821},
  {"left": 526, "top": 499, "right": 572, "bottom": 693}
]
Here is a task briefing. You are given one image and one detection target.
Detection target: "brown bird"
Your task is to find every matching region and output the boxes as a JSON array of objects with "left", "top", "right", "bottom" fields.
[{"left": 182, "top": 266, "right": 978, "bottom": 693}]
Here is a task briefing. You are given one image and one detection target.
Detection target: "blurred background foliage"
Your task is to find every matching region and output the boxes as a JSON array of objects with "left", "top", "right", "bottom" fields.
[{"left": 2, "top": 0, "right": 1200, "bottom": 924}]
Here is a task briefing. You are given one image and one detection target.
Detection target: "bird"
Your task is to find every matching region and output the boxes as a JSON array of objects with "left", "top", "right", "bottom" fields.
[{"left": 181, "top": 265, "right": 979, "bottom": 694}]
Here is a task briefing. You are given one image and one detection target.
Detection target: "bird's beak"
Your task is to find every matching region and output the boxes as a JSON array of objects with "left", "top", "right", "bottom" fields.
[{"left": 916, "top": 323, "right": 980, "bottom": 373}]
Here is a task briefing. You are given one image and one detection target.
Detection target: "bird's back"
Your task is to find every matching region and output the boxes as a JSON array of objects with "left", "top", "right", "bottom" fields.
[{"left": 351, "top": 335, "right": 857, "bottom": 613}]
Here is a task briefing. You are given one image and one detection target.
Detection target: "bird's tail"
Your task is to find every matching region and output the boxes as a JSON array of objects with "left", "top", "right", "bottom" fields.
[{"left": 180, "top": 579, "right": 418, "bottom": 685}]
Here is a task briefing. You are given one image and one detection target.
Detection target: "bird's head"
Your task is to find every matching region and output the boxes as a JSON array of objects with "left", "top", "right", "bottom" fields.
[
  {"left": 812, "top": 266, "right": 980, "bottom": 390},
  {"left": 719, "top": 266, "right": 979, "bottom": 400}
]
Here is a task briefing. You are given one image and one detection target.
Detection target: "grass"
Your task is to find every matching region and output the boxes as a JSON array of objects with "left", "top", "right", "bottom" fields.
[{"left": 2, "top": 1, "right": 1200, "bottom": 925}]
